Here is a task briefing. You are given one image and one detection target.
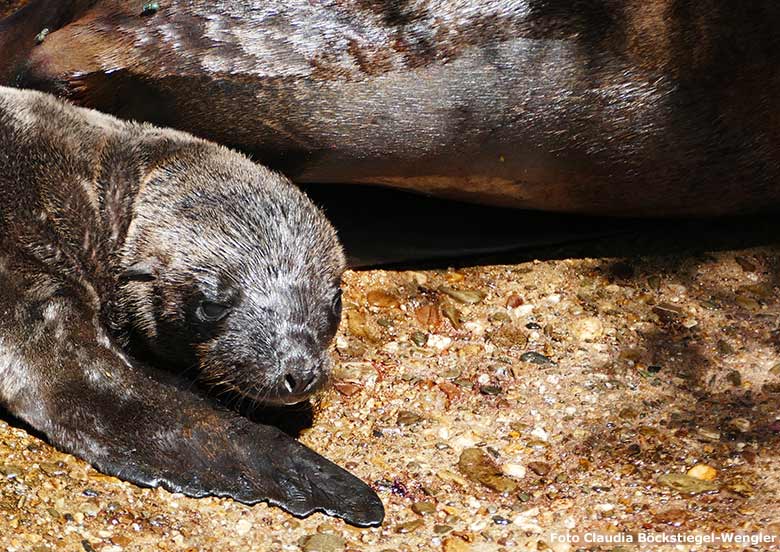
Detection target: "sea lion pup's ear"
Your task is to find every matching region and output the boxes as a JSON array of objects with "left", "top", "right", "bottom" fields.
[{"left": 120, "top": 259, "right": 158, "bottom": 282}]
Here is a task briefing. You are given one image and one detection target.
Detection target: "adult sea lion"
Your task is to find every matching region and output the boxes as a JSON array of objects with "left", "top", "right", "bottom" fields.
[
  {"left": 1, "top": 0, "right": 779, "bottom": 215},
  {"left": 0, "top": 85, "right": 384, "bottom": 526}
]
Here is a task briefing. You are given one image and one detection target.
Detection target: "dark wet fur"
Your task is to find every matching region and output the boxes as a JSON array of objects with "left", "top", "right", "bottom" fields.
[
  {"left": 1, "top": 0, "right": 779, "bottom": 215},
  {"left": 0, "top": 86, "right": 383, "bottom": 526}
]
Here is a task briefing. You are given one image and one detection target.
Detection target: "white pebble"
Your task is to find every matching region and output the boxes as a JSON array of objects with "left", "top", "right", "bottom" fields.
[
  {"left": 426, "top": 334, "right": 452, "bottom": 350},
  {"left": 236, "top": 519, "right": 252, "bottom": 536},
  {"left": 502, "top": 463, "right": 526, "bottom": 478},
  {"left": 530, "top": 426, "right": 549, "bottom": 441}
]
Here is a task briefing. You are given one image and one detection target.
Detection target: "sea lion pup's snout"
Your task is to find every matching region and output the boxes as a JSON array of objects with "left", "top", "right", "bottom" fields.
[{"left": 113, "top": 145, "right": 346, "bottom": 405}]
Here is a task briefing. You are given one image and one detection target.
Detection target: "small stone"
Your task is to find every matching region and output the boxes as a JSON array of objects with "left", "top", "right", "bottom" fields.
[
  {"left": 441, "top": 302, "right": 462, "bottom": 328},
  {"left": 440, "top": 287, "right": 487, "bottom": 304},
  {"left": 141, "top": 2, "right": 160, "bottom": 16},
  {"left": 735, "top": 256, "right": 757, "bottom": 272},
  {"left": 696, "top": 428, "right": 721, "bottom": 442},
  {"left": 479, "top": 385, "right": 502, "bottom": 396},
  {"left": 735, "top": 295, "right": 760, "bottom": 311},
  {"left": 571, "top": 317, "right": 603, "bottom": 341},
  {"left": 657, "top": 473, "right": 718, "bottom": 494},
  {"left": 527, "top": 462, "right": 551, "bottom": 477},
  {"left": 427, "top": 334, "right": 452, "bottom": 350},
  {"left": 235, "top": 519, "right": 252, "bottom": 536},
  {"left": 687, "top": 464, "right": 717, "bottom": 481},
  {"left": 411, "top": 331, "right": 428, "bottom": 346},
  {"left": 35, "top": 28, "right": 49, "bottom": 44},
  {"left": 716, "top": 340, "right": 735, "bottom": 355},
  {"left": 394, "top": 519, "right": 424, "bottom": 534},
  {"left": 725, "top": 371, "right": 742, "bottom": 386},
  {"left": 433, "top": 525, "right": 453, "bottom": 534},
  {"left": 443, "top": 537, "right": 471, "bottom": 552},
  {"left": 416, "top": 304, "right": 443, "bottom": 329},
  {"left": 111, "top": 536, "right": 132, "bottom": 547},
  {"left": 506, "top": 294, "right": 524, "bottom": 308},
  {"left": 80, "top": 503, "right": 100, "bottom": 516},
  {"left": 492, "top": 515, "right": 510, "bottom": 525},
  {"left": 653, "top": 302, "right": 684, "bottom": 317},
  {"left": 729, "top": 417, "right": 751, "bottom": 433},
  {"left": 411, "top": 501, "right": 436, "bottom": 516},
  {"left": 519, "top": 352, "right": 554, "bottom": 365},
  {"left": 647, "top": 275, "right": 662, "bottom": 290},
  {"left": 0, "top": 465, "right": 22, "bottom": 478},
  {"left": 334, "top": 383, "right": 361, "bottom": 397},
  {"left": 397, "top": 410, "right": 423, "bottom": 426},
  {"left": 300, "top": 533, "right": 346, "bottom": 552},
  {"left": 366, "top": 289, "right": 400, "bottom": 307},
  {"left": 501, "top": 463, "right": 526, "bottom": 478},
  {"left": 488, "top": 311, "right": 512, "bottom": 323},
  {"left": 770, "top": 363, "right": 780, "bottom": 376},
  {"left": 457, "top": 448, "right": 518, "bottom": 494}
]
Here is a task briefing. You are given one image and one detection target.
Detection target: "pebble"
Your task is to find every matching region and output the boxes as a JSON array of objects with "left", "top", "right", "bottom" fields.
[
  {"left": 416, "top": 304, "right": 443, "bottom": 329},
  {"left": 235, "top": 519, "right": 252, "bottom": 536},
  {"left": 571, "top": 317, "right": 603, "bottom": 341},
  {"left": 433, "top": 525, "right": 453, "bottom": 534},
  {"left": 726, "top": 371, "right": 742, "bottom": 386},
  {"left": 519, "top": 352, "right": 554, "bottom": 365},
  {"left": 696, "top": 428, "right": 721, "bottom": 442},
  {"left": 440, "top": 287, "right": 487, "bottom": 304},
  {"left": 457, "top": 448, "right": 518, "bottom": 494},
  {"left": 735, "top": 256, "right": 757, "bottom": 272},
  {"left": 687, "top": 464, "right": 717, "bottom": 481},
  {"left": 411, "top": 501, "right": 436, "bottom": 516},
  {"left": 411, "top": 331, "right": 428, "bottom": 346},
  {"left": 35, "top": 28, "right": 49, "bottom": 44},
  {"left": 394, "top": 519, "right": 424, "bottom": 533},
  {"left": 397, "top": 411, "right": 423, "bottom": 426},
  {"left": 141, "top": 2, "right": 160, "bottom": 15},
  {"left": 479, "top": 385, "right": 502, "bottom": 396},
  {"left": 443, "top": 537, "right": 471, "bottom": 552},
  {"left": 366, "top": 289, "right": 400, "bottom": 307},
  {"left": 729, "top": 418, "right": 751, "bottom": 433},
  {"left": 427, "top": 334, "right": 452, "bottom": 350},
  {"left": 657, "top": 473, "right": 718, "bottom": 494},
  {"left": 527, "top": 462, "right": 552, "bottom": 477},
  {"left": 501, "top": 463, "right": 526, "bottom": 478},
  {"left": 300, "top": 533, "right": 346, "bottom": 552},
  {"left": 441, "top": 302, "right": 462, "bottom": 328},
  {"left": 334, "top": 383, "right": 361, "bottom": 397},
  {"left": 506, "top": 294, "right": 524, "bottom": 308}
]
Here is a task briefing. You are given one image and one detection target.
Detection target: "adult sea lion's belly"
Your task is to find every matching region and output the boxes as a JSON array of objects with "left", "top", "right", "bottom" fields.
[{"left": 2, "top": 0, "right": 779, "bottom": 216}]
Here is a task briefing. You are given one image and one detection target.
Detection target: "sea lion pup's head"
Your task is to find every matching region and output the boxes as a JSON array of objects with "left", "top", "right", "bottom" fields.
[{"left": 115, "top": 143, "right": 345, "bottom": 406}]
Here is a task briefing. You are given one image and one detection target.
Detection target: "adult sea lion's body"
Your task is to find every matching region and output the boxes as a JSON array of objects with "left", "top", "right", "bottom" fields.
[
  {"left": 0, "top": 85, "right": 384, "bottom": 526},
  {"left": 1, "top": 0, "right": 779, "bottom": 215}
]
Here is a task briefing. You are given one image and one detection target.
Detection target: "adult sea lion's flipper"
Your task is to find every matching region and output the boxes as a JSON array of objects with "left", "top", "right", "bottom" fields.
[{"left": 0, "top": 264, "right": 384, "bottom": 527}]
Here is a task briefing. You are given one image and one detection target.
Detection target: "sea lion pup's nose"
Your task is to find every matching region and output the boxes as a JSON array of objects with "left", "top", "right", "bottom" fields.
[{"left": 282, "top": 371, "right": 318, "bottom": 395}]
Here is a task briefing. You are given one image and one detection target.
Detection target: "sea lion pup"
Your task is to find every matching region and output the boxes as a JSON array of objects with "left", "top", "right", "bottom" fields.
[
  {"left": 2, "top": 0, "right": 780, "bottom": 215},
  {"left": 0, "top": 85, "right": 384, "bottom": 526}
]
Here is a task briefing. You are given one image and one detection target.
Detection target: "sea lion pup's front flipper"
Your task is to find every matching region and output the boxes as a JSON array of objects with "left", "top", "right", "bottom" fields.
[{"left": 0, "top": 267, "right": 384, "bottom": 527}]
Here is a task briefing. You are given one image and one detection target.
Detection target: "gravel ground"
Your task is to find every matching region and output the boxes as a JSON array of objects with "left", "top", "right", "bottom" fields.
[
  {"left": 2, "top": 233, "right": 780, "bottom": 552},
  {"left": 1, "top": 7, "right": 778, "bottom": 548}
]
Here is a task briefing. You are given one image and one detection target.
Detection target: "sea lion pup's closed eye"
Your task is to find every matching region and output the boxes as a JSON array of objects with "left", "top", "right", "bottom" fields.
[{"left": 0, "top": 86, "right": 383, "bottom": 526}]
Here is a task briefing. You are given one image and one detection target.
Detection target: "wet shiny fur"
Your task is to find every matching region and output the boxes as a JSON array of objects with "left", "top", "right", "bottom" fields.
[
  {"left": 0, "top": 85, "right": 383, "bottom": 526},
  {"left": 1, "top": 0, "right": 779, "bottom": 214}
]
